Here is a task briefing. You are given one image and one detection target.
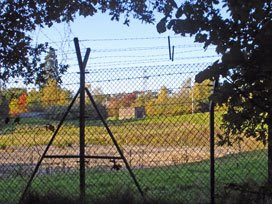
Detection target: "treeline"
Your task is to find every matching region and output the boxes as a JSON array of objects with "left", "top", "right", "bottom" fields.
[
  {"left": 107, "top": 79, "right": 213, "bottom": 118},
  {"left": 0, "top": 79, "right": 108, "bottom": 121},
  {"left": 0, "top": 78, "right": 213, "bottom": 121},
  {"left": 0, "top": 79, "right": 71, "bottom": 119}
]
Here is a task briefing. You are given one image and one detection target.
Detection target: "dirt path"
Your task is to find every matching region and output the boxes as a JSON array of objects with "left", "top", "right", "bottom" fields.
[{"left": 0, "top": 145, "right": 243, "bottom": 178}]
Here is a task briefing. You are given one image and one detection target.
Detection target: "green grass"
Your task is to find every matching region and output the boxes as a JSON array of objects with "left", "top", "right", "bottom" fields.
[
  {"left": 108, "top": 112, "right": 213, "bottom": 125},
  {"left": 0, "top": 112, "right": 267, "bottom": 203},
  {"left": 0, "top": 150, "right": 268, "bottom": 204},
  {"left": 126, "top": 112, "right": 212, "bottom": 125},
  {"left": 0, "top": 112, "right": 232, "bottom": 148}
]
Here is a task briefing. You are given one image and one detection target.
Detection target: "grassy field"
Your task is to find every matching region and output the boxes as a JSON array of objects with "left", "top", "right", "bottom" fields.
[
  {"left": 0, "top": 112, "right": 213, "bottom": 147},
  {"left": 0, "top": 112, "right": 263, "bottom": 150},
  {"left": 0, "top": 112, "right": 268, "bottom": 203},
  {"left": 0, "top": 149, "right": 268, "bottom": 204}
]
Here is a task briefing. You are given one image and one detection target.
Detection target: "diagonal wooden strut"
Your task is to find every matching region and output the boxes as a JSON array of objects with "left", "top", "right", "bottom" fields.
[
  {"left": 19, "top": 89, "right": 80, "bottom": 204},
  {"left": 85, "top": 88, "right": 144, "bottom": 197}
]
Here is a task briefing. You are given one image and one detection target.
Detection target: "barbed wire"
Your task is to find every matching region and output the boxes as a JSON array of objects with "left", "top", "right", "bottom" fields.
[
  {"left": 91, "top": 44, "right": 212, "bottom": 53},
  {"left": 83, "top": 48, "right": 215, "bottom": 60},
  {"left": 26, "top": 62, "right": 211, "bottom": 76},
  {"left": 34, "top": 35, "right": 189, "bottom": 44},
  {"left": 81, "top": 55, "right": 218, "bottom": 68},
  {"left": 79, "top": 36, "right": 185, "bottom": 42},
  {"left": 52, "top": 48, "right": 215, "bottom": 63},
  {"left": 42, "top": 44, "right": 215, "bottom": 56},
  {"left": 63, "top": 70, "right": 199, "bottom": 85}
]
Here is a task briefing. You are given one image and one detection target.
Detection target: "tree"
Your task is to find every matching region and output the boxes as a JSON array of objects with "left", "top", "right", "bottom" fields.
[
  {"left": 27, "top": 89, "right": 43, "bottom": 112},
  {"left": 192, "top": 79, "right": 213, "bottom": 112},
  {"left": 157, "top": 1, "right": 272, "bottom": 183},
  {"left": 146, "top": 99, "right": 157, "bottom": 117},
  {"left": 0, "top": 93, "right": 9, "bottom": 121},
  {"left": 0, "top": 0, "right": 174, "bottom": 84},
  {"left": 169, "top": 94, "right": 189, "bottom": 116},
  {"left": 92, "top": 87, "right": 107, "bottom": 105},
  {"left": 133, "top": 91, "right": 154, "bottom": 108},
  {"left": 37, "top": 47, "right": 68, "bottom": 87},
  {"left": 1, "top": 88, "right": 27, "bottom": 116},
  {"left": 120, "top": 92, "right": 137, "bottom": 108},
  {"left": 134, "top": 92, "right": 155, "bottom": 117},
  {"left": 145, "top": 86, "right": 171, "bottom": 117},
  {"left": 2, "top": 88, "right": 26, "bottom": 100},
  {"left": 84, "top": 85, "right": 108, "bottom": 119},
  {"left": 18, "top": 93, "right": 28, "bottom": 113},
  {"left": 9, "top": 92, "right": 28, "bottom": 116},
  {"left": 178, "top": 78, "right": 193, "bottom": 114},
  {"left": 41, "top": 79, "right": 71, "bottom": 107},
  {"left": 107, "top": 98, "right": 120, "bottom": 119},
  {"left": 155, "top": 86, "right": 170, "bottom": 116}
]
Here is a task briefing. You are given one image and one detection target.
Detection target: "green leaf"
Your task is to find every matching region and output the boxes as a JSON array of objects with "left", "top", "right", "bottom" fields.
[
  {"left": 175, "top": 6, "right": 183, "bottom": 18},
  {"left": 156, "top": 17, "right": 167, "bottom": 33}
]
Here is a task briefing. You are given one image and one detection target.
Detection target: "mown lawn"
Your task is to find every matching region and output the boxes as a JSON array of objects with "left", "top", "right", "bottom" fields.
[{"left": 0, "top": 150, "right": 267, "bottom": 204}]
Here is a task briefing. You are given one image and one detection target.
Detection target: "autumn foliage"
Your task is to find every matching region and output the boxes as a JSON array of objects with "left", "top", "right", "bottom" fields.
[
  {"left": 9, "top": 92, "right": 28, "bottom": 116},
  {"left": 107, "top": 80, "right": 212, "bottom": 118}
]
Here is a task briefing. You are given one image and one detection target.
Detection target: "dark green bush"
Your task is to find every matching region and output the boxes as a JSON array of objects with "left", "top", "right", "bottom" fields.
[{"left": 43, "top": 103, "right": 108, "bottom": 121}]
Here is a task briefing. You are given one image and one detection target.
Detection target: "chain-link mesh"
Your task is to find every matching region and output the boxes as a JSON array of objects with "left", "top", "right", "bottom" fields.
[
  {"left": 214, "top": 104, "right": 267, "bottom": 202},
  {"left": 0, "top": 61, "right": 268, "bottom": 203}
]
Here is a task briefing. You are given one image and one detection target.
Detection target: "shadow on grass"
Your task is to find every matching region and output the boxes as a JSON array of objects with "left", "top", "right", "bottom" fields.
[
  {"left": 23, "top": 189, "right": 181, "bottom": 204},
  {"left": 218, "top": 181, "right": 272, "bottom": 204}
]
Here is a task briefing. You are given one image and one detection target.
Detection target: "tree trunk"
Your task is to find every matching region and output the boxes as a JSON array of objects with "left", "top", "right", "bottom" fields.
[{"left": 268, "top": 114, "right": 272, "bottom": 184}]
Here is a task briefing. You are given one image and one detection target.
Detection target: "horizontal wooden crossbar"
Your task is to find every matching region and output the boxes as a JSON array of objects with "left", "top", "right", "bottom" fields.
[{"left": 44, "top": 155, "right": 122, "bottom": 160}]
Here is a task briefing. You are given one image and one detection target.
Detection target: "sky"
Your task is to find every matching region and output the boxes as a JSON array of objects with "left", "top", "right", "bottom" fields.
[{"left": 15, "top": 12, "right": 220, "bottom": 94}]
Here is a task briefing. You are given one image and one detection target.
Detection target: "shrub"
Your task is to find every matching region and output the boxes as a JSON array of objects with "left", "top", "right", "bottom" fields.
[
  {"left": 43, "top": 104, "right": 108, "bottom": 121},
  {"left": 0, "top": 94, "right": 9, "bottom": 120}
]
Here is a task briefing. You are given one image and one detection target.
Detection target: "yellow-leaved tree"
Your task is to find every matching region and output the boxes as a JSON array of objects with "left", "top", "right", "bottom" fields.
[
  {"left": 145, "top": 86, "right": 170, "bottom": 117},
  {"left": 41, "top": 79, "right": 70, "bottom": 107},
  {"left": 191, "top": 79, "right": 213, "bottom": 113}
]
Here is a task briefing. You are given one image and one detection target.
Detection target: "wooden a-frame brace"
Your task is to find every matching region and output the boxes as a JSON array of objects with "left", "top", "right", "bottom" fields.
[{"left": 19, "top": 38, "right": 143, "bottom": 204}]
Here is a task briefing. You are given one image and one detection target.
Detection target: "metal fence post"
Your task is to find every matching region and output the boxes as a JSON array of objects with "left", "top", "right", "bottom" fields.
[
  {"left": 74, "top": 38, "right": 90, "bottom": 204},
  {"left": 210, "top": 79, "right": 218, "bottom": 204}
]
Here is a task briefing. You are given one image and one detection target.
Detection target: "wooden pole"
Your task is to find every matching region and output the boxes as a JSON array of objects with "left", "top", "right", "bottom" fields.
[
  {"left": 74, "top": 37, "right": 90, "bottom": 204},
  {"left": 210, "top": 79, "right": 218, "bottom": 204}
]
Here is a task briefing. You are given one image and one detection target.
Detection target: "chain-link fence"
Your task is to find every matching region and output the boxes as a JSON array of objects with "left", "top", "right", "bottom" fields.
[
  {"left": 214, "top": 106, "right": 267, "bottom": 202},
  {"left": 0, "top": 56, "right": 268, "bottom": 203}
]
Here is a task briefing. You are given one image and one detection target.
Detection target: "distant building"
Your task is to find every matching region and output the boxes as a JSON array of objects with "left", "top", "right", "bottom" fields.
[{"left": 119, "top": 107, "right": 145, "bottom": 120}]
